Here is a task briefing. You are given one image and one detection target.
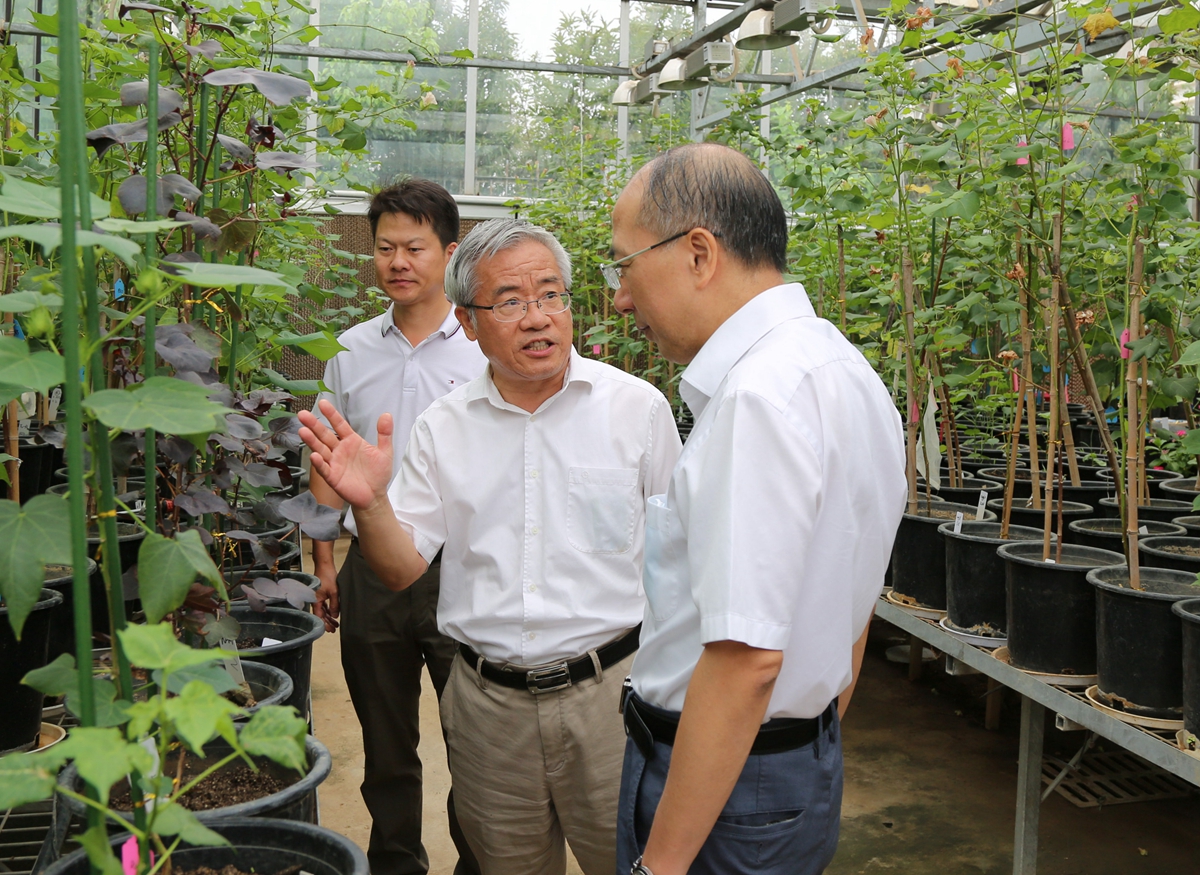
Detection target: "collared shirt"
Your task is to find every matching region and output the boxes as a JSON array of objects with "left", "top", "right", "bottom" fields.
[
  {"left": 631, "top": 283, "right": 907, "bottom": 719},
  {"left": 387, "top": 348, "right": 681, "bottom": 666},
  {"left": 315, "top": 303, "right": 487, "bottom": 536}
]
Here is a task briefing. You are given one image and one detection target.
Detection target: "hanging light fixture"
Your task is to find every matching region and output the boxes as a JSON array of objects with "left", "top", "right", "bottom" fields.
[
  {"left": 611, "top": 80, "right": 638, "bottom": 105},
  {"left": 657, "top": 58, "right": 705, "bottom": 91},
  {"left": 734, "top": 9, "right": 799, "bottom": 51}
]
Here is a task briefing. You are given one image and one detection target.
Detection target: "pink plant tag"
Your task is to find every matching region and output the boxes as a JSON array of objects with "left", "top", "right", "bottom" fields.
[
  {"left": 592, "top": 344, "right": 602, "bottom": 355},
  {"left": 121, "top": 837, "right": 154, "bottom": 875},
  {"left": 1120, "top": 328, "right": 1130, "bottom": 359},
  {"left": 1061, "top": 122, "right": 1075, "bottom": 151},
  {"left": 1016, "top": 137, "right": 1029, "bottom": 166}
]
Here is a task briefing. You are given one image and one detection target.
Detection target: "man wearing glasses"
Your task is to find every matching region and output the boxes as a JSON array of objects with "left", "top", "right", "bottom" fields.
[{"left": 299, "top": 217, "right": 681, "bottom": 875}]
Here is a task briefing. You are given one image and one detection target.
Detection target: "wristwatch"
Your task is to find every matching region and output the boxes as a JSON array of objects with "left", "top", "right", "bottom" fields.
[{"left": 631, "top": 856, "right": 654, "bottom": 875}]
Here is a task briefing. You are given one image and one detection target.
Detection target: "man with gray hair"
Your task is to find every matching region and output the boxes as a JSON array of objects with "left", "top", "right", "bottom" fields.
[{"left": 298, "top": 218, "right": 681, "bottom": 875}]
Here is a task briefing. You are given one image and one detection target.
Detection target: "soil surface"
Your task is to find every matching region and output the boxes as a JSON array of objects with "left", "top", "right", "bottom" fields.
[
  {"left": 918, "top": 508, "right": 963, "bottom": 520},
  {"left": 180, "top": 866, "right": 301, "bottom": 875},
  {"left": 1159, "top": 544, "right": 1200, "bottom": 557},
  {"left": 109, "top": 754, "right": 293, "bottom": 811}
]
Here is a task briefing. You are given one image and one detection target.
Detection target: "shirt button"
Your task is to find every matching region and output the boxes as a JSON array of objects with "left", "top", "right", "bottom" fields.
[
  {"left": 531, "top": 526, "right": 540, "bottom": 535},
  {"left": 528, "top": 632, "right": 536, "bottom": 640},
  {"left": 529, "top": 414, "right": 537, "bottom": 422},
  {"left": 531, "top": 469, "right": 539, "bottom": 479},
  {"left": 528, "top": 584, "right": 537, "bottom": 593}
]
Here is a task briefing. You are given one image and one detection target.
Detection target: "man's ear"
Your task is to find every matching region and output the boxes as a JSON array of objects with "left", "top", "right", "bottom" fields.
[
  {"left": 685, "top": 227, "right": 720, "bottom": 289},
  {"left": 455, "top": 305, "right": 478, "bottom": 341},
  {"left": 444, "top": 241, "right": 458, "bottom": 259}
]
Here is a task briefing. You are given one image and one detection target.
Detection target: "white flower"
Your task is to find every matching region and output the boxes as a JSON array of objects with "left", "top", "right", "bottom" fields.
[{"left": 420, "top": 92, "right": 438, "bottom": 109}]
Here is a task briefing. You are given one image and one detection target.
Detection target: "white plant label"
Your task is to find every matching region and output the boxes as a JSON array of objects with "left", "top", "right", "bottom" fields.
[
  {"left": 953, "top": 511, "right": 964, "bottom": 534},
  {"left": 1045, "top": 558, "right": 1056, "bottom": 564},
  {"left": 1139, "top": 525, "right": 1148, "bottom": 535},
  {"left": 219, "top": 636, "right": 246, "bottom": 686},
  {"left": 138, "top": 737, "right": 161, "bottom": 814},
  {"left": 976, "top": 491, "right": 989, "bottom": 520}
]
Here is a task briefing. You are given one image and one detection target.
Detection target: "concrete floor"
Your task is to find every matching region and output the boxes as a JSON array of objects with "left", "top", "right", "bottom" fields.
[{"left": 308, "top": 536, "right": 1200, "bottom": 874}]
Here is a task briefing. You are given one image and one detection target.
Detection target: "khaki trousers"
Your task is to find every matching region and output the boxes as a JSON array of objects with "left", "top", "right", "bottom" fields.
[{"left": 440, "top": 647, "right": 634, "bottom": 875}]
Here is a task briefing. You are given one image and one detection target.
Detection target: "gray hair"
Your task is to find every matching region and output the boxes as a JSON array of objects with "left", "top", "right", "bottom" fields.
[
  {"left": 635, "top": 142, "right": 788, "bottom": 273},
  {"left": 444, "top": 218, "right": 573, "bottom": 312}
]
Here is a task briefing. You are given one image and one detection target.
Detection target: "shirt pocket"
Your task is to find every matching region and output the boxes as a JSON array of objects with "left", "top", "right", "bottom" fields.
[
  {"left": 566, "top": 466, "right": 640, "bottom": 554},
  {"left": 643, "top": 494, "right": 683, "bottom": 623}
]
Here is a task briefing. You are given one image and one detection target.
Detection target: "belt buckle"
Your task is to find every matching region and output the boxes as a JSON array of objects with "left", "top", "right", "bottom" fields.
[{"left": 526, "top": 661, "right": 571, "bottom": 694}]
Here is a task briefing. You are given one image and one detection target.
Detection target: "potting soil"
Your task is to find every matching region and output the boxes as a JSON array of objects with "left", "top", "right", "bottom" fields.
[
  {"left": 1159, "top": 544, "right": 1200, "bottom": 558},
  {"left": 179, "top": 865, "right": 302, "bottom": 875},
  {"left": 109, "top": 756, "right": 294, "bottom": 811}
]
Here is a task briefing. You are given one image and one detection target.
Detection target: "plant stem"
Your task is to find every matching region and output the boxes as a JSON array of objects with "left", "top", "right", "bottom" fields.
[
  {"left": 901, "top": 254, "right": 919, "bottom": 514},
  {"left": 1125, "top": 240, "right": 1144, "bottom": 590},
  {"left": 144, "top": 39, "right": 160, "bottom": 534}
]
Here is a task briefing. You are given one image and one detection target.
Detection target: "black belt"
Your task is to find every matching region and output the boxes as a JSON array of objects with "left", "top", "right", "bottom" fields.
[
  {"left": 623, "top": 690, "right": 836, "bottom": 759},
  {"left": 458, "top": 624, "right": 641, "bottom": 695}
]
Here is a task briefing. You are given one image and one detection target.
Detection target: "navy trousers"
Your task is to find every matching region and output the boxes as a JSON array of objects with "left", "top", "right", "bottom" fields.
[{"left": 615, "top": 702, "right": 843, "bottom": 875}]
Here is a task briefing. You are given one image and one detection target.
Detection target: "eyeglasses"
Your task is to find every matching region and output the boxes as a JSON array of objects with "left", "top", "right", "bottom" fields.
[
  {"left": 462, "top": 291, "right": 572, "bottom": 322},
  {"left": 599, "top": 230, "right": 689, "bottom": 292}
]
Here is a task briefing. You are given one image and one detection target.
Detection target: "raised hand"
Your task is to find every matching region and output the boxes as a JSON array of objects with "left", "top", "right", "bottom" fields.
[{"left": 298, "top": 400, "right": 395, "bottom": 510}]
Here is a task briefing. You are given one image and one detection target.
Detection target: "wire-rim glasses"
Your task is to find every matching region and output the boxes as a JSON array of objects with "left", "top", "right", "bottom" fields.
[
  {"left": 462, "top": 291, "right": 572, "bottom": 322},
  {"left": 599, "top": 230, "right": 690, "bottom": 291}
]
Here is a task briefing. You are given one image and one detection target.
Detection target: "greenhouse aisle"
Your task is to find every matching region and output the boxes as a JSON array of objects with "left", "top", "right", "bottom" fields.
[{"left": 308, "top": 534, "right": 1197, "bottom": 875}]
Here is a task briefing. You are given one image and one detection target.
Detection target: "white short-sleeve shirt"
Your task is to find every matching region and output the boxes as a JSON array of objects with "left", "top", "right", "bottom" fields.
[
  {"left": 314, "top": 304, "right": 488, "bottom": 536},
  {"left": 630, "top": 283, "right": 908, "bottom": 719},
  {"left": 386, "top": 348, "right": 682, "bottom": 666}
]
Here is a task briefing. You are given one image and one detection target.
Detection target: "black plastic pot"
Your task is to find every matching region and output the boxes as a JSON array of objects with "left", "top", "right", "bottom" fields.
[
  {"left": 977, "top": 466, "right": 1033, "bottom": 499},
  {"left": 1139, "top": 536, "right": 1200, "bottom": 575},
  {"left": 1058, "top": 480, "right": 1116, "bottom": 507},
  {"left": 0, "top": 588, "right": 63, "bottom": 754},
  {"left": 1097, "top": 497, "right": 1193, "bottom": 525},
  {"left": 929, "top": 477, "right": 1002, "bottom": 506},
  {"left": 940, "top": 455, "right": 994, "bottom": 477},
  {"left": 0, "top": 439, "right": 54, "bottom": 503},
  {"left": 997, "top": 541, "right": 1124, "bottom": 675},
  {"left": 1160, "top": 477, "right": 1200, "bottom": 504},
  {"left": 226, "top": 543, "right": 303, "bottom": 576},
  {"left": 45, "top": 818, "right": 367, "bottom": 875},
  {"left": 1172, "top": 599, "right": 1200, "bottom": 735},
  {"left": 226, "top": 570, "right": 320, "bottom": 613},
  {"left": 230, "top": 605, "right": 325, "bottom": 719},
  {"left": 891, "top": 500, "right": 996, "bottom": 610},
  {"left": 41, "top": 561, "right": 98, "bottom": 661},
  {"left": 1087, "top": 566, "right": 1198, "bottom": 719},
  {"left": 1172, "top": 515, "right": 1200, "bottom": 537},
  {"left": 60, "top": 733, "right": 331, "bottom": 824},
  {"left": 1067, "top": 517, "right": 1185, "bottom": 553},
  {"left": 939, "top": 521, "right": 1047, "bottom": 635},
  {"left": 1096, "top": 467, "right": 1183, "bottom": 499},
  {"left": 986, "top": 498, "right": 1094, "bottom": 538},
  {"left": 240, "top": 660, "right": 295, "bottom": 719},
  {"left": 213, "top": 521, "right": 292, "bottom": 567}
]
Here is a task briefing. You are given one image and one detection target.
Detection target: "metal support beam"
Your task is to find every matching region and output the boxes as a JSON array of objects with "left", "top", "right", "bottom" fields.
[
  {"left": 619, "top": 0, "right": 631, "bottom": 161},
  {"left": 1014, "top": 696, "right": 1044, "bottom": 875},
  {"left": 463, "top": 0, "right": 479, "bottom": 195},
  {"left": 634, "top": 0, "right": 775, "bottom": 77},
  {"left": 691, "top": 0, "right": 708, "bottom": 140}
]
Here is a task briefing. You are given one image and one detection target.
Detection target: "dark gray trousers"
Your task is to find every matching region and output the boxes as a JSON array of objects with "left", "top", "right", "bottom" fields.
[
  {"left": 339, "top": 540, "right": 479, "bottom": 875},
  {"left": 616, "top": 700, "right": 843, "bottom": 875}
]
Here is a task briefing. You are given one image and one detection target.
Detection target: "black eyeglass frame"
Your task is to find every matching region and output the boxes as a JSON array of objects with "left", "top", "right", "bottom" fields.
[{"left": 461, "top": 291, "right": 573, "bottom": 322}]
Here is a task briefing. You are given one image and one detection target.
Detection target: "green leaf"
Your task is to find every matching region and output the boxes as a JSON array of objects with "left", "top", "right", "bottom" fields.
[
  {"left": 84, "top": 377, "right": 228, "bottom": 435},
  {"left": 239, "top": 705, "right": 308, "bottom": 771},
  {"left": 163, "top": 680, "right": 241, "bottom": 754},
  {"left": 1181, "top": 428, "right": 1200, "bottom": 455},
  {"left": 138, "top": 530, "right": 222, "bottom": 623},
  {"left": 446, "top": 48, "right": 474, "bottom": 59},
  {"left": 77, "top": 825, "right": 124, "bottom": 875},
  {"left": 915, "top": 141, "right": 953, "bottom": 162},
  {"left": 153, "top": 662, "right": 239, "bottom": 695},
  {"left": 0, "top": 176, "right": 110, "bottom": 219},
  {"left": 87, "top": 678, "right": 133, "bottom": 728},
  {"left": 57, "top": 727, "right": 154, "bottom": 805},
  {"left": 164, "top": 261, "right": 295, "bottom": 291},
  {"left": 1178, "top": 340, "right": 1200, "bottom": 368},
  {"left": 0, "top": 225, "right": 139, "bottom": 266},
  {"left": 261, "top": 369, "right": 325, "bottom": 395},
  {"left": 151, "top": 802, "right": 231, "bottom": 847},
  {"left": 1125, "top": 335, "right": 1162, "bottom": 362},
  {"left": 276, "top": 331, "right": 348, "bottom": 361},
  {"left": 0, "top": 291, "right": 63, "bottom": 312},
  {"left": 1160, "top": 3, "right": 1200, "bottom": 34},
  {"left": 1159, "top": 374, "right": 1198, "bottom": 402},
  {"left": 94, "top": 217, "right": 190, "bottom": 234},
  {"left": 0, "top": 494, "right": 72, "bottom": 638},
  {"left": 23, "top": 652, "right": 78, "bottom": 697},
  {"left": 0, "top": 453, "right": 10, "bottom": 486},
  {"left": 118, "top": 622, "right": 226, "bottom": 672},
  {"left": 0, "top": 748, "right": 62, "bottom": 807},
  {"left": 924, "top": 189, "right": 981, "bottom": 220},
  {"left": 0, "top": 335, "right": 65, "bottom": 393}
]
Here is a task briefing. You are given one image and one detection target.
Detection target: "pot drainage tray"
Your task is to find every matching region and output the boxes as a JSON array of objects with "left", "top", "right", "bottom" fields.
[
  {"left": 1041, "top": 749, "right": 1194, "bottom": 808},
  {"left": 991, "top": 646, "right": 1096, "bottom": 688},
  {"left": 884, "top": 590, "right": 946, "bottom": 620},
  {"left": 1084, "top": 686, "right": 1184, "bottom": 731},
  {"left": 938, "top": 617, "right": 1006, "bottom": 649}
]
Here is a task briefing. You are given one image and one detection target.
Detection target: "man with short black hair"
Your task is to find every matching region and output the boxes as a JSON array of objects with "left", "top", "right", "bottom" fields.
[
  {"left": 607, "top": 143, "right": 906, "bottom": 875},
  {"left": 309, "top": 177, "right": 485, "bottom": 875}
]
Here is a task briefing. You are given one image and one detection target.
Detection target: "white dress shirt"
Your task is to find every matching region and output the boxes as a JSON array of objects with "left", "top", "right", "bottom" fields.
[
  {"left": 315, "top": 303, "right": 487, "bottom": 536},
  {"left": 631, "top": 283, "right": 907, "bottom": 719},
  {"left": 386, "top": 348, "right": 681, "bottom": 666}
]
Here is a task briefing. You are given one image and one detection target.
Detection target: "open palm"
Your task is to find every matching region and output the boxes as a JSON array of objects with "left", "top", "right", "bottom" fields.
[{"left": 298, "top": 400, "right": 394, "bottom": 510}]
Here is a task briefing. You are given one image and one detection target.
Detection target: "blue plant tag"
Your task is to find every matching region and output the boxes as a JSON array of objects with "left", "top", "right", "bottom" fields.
[
  {"left": 12, "top": 318, "right": 24, "bottom": 339},
  {"left": 114, "top": 278, "right": 126, "bottom": 300}
]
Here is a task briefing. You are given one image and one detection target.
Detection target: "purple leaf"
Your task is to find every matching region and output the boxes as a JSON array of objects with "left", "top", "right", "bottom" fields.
[
  {"left": 174, "top": 487, "right": 233, "bottom": 518},
  {"left": 203, "top": 68, "right": 311, "bottom": 106},
  {"left": 88, "top": 112, "right": 183, "bottom": 159},
  {"left": 185, "top": 40, "right": 222, "bottom": 60},
  {"left": 224, "top": 413, "right": 264, "bottom": 441},
  {"left": 217, "top": 134, "right": 253, "bottom": 162},
  {"left": 120, "top": 82, "right": 185, "bottom": 115},
  {"left": 277, "top": 491, "right": 341, "bottom": 541}
]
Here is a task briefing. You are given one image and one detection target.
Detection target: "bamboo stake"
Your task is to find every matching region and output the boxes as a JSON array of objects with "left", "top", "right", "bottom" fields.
[
  {"left": 1059, "top": 398, "right": 1082, "bottom": 486},
  {"left": 1050, "top": 214, "right": 1081, "bottom": 489},
  {"left": 1001, "top": 371, "right": 1025, "bottom": 541},
  {"left": 143, "top": 40, "right": 160, "bottom": 535},
  {"left": 838, "top": 224, "right": 847, "bottom": 333},
  {"left": 1042, "top": 277, "right": 1062, "bottom": 562},
  {"left": 1018, "top": 245, "right": 1042, "bottom": 509},
  {"left": 1139, "top": 358, "right": 1150, "bottom": 505},
  {"left": 1125, "top": 241, "right": 1145, "bottom": 591},
  {"left": 902, "top": 257, "right": 919, "bottom": 514}
]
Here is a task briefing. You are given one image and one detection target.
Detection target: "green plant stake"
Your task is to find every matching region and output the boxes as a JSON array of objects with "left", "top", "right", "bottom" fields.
[{"left": 144, "top": 39, "right": 160, "bottom": 534}]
